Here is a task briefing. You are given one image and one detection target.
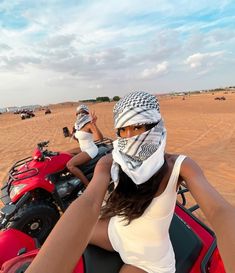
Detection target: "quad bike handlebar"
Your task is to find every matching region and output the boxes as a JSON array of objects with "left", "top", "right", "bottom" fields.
[
  {"left": 35, "top": 141, "right": 59, "bottom": 159},
  {"left": 37, "top": 141, "right": 50, "bottom": 150}
]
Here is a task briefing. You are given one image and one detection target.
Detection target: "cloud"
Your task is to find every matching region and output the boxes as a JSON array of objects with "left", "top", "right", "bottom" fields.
[
  {"left": 141, "top": 61, "right": 169, "bottom": 79},
  {"left": 43, "top": 34, "right": 76, "bottom": 49},
  {"left": 0, "top": 43, "right": 12, "bottom": 51},
  {"left": 88, "top": 83, "right": 103, "bottom": 89},
  {"left": 185, "top": 51, "right": 224, "bottom": 69},
  {"left": 0, "top": 0, "right": 235, "bottom": 107},
  {"left": 0, "top": 55, "right": 41, "bottom": 71}
]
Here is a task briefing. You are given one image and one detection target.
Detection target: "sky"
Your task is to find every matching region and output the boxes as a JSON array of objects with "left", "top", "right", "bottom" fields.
[{"left": 0, "top": 0, "right": 235, "bottom": 107}]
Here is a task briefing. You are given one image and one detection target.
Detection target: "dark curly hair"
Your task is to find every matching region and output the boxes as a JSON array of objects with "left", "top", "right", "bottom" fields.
[{"left": 101, "top": 158, "right": 169, "bottom": 224}]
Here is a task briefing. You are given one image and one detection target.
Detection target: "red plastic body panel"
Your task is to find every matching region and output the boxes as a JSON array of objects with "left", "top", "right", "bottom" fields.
[
  {"left": 0, "top": 249, "right": 39, "bottom": 273},
  {"left": 175, "top": 204, "right": 225, "bottom": 273},
  {"left": 0, "top": 249, "right": 85, "bottom": 273},
  {"left": 0, "top": 229, "right": 37, "bottom": 268},
  {"left": 73, "top": 257, "right": 85, "bottom": 273},
  {"left": 10, "top": 151, "right": 73, "bottom": 202},
  {"left": 208, "top": 248, "right": 226, "bottom": 273}
]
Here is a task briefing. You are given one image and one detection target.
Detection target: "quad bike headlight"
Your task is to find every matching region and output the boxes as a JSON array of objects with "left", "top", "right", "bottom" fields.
[{"left": 10, "top": 184, "right": 27, "bottom": 199}]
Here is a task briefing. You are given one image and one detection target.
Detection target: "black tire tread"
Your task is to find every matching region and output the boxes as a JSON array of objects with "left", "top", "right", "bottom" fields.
[{"left": 8, "top": 200, "right": 60, "bottom": 244}]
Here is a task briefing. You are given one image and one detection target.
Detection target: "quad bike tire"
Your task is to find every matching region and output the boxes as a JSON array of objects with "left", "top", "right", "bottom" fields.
[{"left": 7, "top": 201, "right": 60, "bottom": 244}]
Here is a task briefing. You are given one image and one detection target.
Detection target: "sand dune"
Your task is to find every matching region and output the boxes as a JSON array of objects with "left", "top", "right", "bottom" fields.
[{"left": 0, "top": 92, "right": 234, "bottom": 210}]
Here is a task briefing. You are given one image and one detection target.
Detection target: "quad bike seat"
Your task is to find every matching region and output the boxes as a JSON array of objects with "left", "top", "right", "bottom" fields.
[{"left": 83, "top": 214, "right": 202, "bottom": 273}]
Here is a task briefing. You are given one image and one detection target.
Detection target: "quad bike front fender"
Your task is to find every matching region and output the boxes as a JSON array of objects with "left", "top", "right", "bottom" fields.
[
  {"left": 10, "top": 178, "right": 55, "bottom": 203},
  {"left": 0, "top": 192, "right": 31, "bottom": 229}
]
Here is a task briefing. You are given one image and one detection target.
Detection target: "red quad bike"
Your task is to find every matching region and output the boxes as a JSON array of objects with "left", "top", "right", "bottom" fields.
[
  {"left": 0, "top": 184, "right": 225, "bottom": 273},
  {"left": 0, "top": 139, "right": 113, "bottom": 244}
]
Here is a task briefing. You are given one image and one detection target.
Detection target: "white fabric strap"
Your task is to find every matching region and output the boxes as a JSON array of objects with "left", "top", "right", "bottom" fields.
[{"left": 166, "top": 155, "right": 187, "bottom": 190}]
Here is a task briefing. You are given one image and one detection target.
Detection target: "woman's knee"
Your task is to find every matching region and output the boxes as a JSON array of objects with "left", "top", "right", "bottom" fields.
[{"left": 66, "top": 160, "right": 76, "bottom": 171}]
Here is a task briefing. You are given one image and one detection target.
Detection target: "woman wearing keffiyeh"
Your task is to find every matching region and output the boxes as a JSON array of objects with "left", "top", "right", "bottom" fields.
[
  {"left": 66, "top": 104, "right": 103, "bottom": 186},
  {"left": 26, "top": 92, "right": 235, "bottom": 273}
]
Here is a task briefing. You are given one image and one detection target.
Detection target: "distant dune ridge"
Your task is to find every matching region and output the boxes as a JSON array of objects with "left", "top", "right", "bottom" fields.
[{"left": 0, "top": 92, "right": 235, "bottom": 212}]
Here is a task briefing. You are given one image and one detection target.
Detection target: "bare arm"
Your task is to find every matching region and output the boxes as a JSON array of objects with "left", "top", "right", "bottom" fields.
[
  {"left": 180, "top": 157, "right": 235, "bottom": 273},
  {"left": 89, "top": 111, "right": 103, "bottom": 141},
  {"left": 25, "top": 154, "right": 112, "bottom": 273},
  {"left": 90, "top": 123, "right": 103, "bottom": 141}
]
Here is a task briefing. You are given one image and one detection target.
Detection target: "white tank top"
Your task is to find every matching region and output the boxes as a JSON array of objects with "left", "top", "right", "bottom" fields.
[
  {"left": 108, "top": 155, "right": 187, "bottom": 273},
  {"left": 74, "top": 131, "right": 97, "bottom": 152}
]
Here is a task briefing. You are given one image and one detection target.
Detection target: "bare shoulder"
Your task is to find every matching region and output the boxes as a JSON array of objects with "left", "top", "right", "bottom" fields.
[
  {"left": 163, "top": 153, "right": 184, "bottom": 187},
  {"left": 165, "top": 153, "right": 179, "bottom": 168},
  {"left": 95, "top": 153, "right": 113, "bottom": 171},
  {"left": 165, "top": 153, "right": 201, "bottom": 173},
  {"left": 98, "top": 153, "right": 112, "bottom": 163},
  {"left": 180, "top": 156, "right": 204, "bottom": 177}
]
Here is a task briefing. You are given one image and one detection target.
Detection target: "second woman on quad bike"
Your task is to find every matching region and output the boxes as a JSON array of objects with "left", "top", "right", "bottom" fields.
[{"left": 66, "top": 105, "right": 103, "bottom": 186}]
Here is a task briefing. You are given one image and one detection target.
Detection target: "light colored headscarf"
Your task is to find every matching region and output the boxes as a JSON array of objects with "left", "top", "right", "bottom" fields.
[
  {"left": 74, "top": 104, "right": 91, "bottom": 130},
  {"left": 111, "top": 91, "right": 167, "bottom": 185},
  {"left": 76, "top": 104, "right": 89, "bottom": 114}
]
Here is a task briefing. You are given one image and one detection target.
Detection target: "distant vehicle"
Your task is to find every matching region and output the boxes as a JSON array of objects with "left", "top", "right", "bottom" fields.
[
  {"left": 20, "top": 110, "right": 35, "bottom": 120},
  {"left": 45, "top": 108, "right": 51, "bottom": 114},
  {"left": 214, "top": 96, "right": 226, "bottom": 101}
]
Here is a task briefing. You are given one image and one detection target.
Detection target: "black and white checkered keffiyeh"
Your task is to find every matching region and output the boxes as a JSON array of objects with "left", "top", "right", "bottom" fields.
[
  {"left": 113, "top": 91, "right": 161, "bottom": 129},
  {"left": 74, "top": 105, "right": 91, "bottom": 130},
  {"left": 76, "top": 104, "right": 89, "bottom": 114},
  {"left": 111, "top": 91, "right": 167, "bottom": 185}
]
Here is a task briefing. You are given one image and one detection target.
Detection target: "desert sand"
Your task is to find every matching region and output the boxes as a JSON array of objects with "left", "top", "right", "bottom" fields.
[{"left": 0, "top": 91, "right": 235, "bottom": 213}]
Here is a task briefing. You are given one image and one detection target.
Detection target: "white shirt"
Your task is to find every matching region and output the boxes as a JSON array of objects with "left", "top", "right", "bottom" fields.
[{"left": 108, "top": 155, "right": 187, "bottom": 273}]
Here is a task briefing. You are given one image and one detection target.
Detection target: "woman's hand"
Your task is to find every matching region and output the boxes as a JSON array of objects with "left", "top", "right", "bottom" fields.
[{"left": 90, "top": 111, "right": 97, "bottom": 124}]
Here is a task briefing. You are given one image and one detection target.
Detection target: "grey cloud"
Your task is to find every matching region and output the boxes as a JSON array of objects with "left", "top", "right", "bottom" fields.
[
  {"left": 185, "top": 33, "right": 207, "bottom": 52},
  {"left": 94, "top": 48, "right": 125, "bottom": 64},
  {"left": 43, "top": 34, "right": 76, "bottom": 49},
  {"left": 185, "top": 28, "right": 235, "bottom": 53},
  {"left": 144, "top": 30, "right": 182, "bottom": 62},
  {"left": 36, "top": 46, "right": 76, "bottom": 59},
  {"left": 0, "top": 43, "right": 12, "bottom": 51},
  {"left": 40, "top": 47, "right": 128, "bottom": 79},
  {"left": 209, "top": 29, "right": 235, "bottom": 43},
  {"left": 0, "top": 55, "right": 41, "bottom": 70}
]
